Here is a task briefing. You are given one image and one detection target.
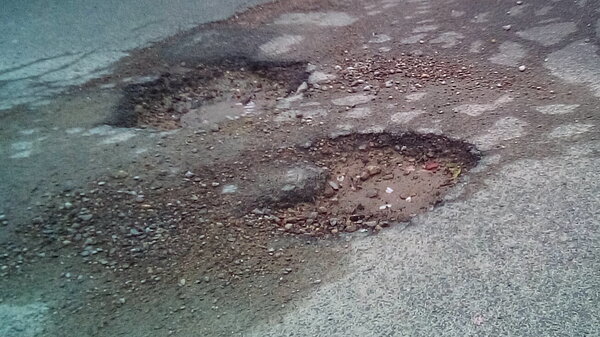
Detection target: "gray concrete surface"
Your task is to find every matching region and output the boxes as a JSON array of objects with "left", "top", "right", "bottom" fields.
[
  {"left": 0, "top": 0, "right": 271, "bottom": 110},
  {"left": 1, "top": 0, "right": 600, "bottom": 336}
]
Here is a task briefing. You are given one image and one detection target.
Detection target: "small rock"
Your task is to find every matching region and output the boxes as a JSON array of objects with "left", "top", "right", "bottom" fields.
[
  {"left": 502, "top": 25, "right": 512, "bottom": 31},
  {"left": 518, "top": 65, "right": 526, "bottom": 72},
  {"left": 284, "top": 223, "right": 294, "bottom": 230},
  {"left": 516, "top": 0, "right": 523, "bottom": 4},
  {"left": 78, "top": 214, "right": 93, "bottom": 222},
  {"left": 364, "top": 221, "right": 378, "bottom": 228},
  {"left": 366, "top": 189, "right": 379, "bottom": 198},
  {"left": 328, "top": 181, "right": 340, "bottom": 190},
  {"left": 366, "top": 165, "right": 382, "bottom": 176},
  {"left": 184, "top": 171, "right": 195, "bottom": 178},
  {"left": 209, "top": 124, "right": 220, "bottom": 132},
  {"left": 63, "top": 202, "right": 73, "bottom": 209},
  {"left": 296, "top": 82, "right": 309, "bottom": 93}
]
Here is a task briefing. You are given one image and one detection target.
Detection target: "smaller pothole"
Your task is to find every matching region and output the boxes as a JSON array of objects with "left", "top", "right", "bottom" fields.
[
  {"left": 241, "top": 132, "right": 479, "bottom": 235},
  {"left": 110, "top": 59, "right": 308, "bottom": 130}
]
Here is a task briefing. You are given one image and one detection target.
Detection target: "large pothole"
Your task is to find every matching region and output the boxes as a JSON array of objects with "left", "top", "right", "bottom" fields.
[
  {"left": 10, "top": 132, "right": 478, "bottom": 298},
  {"left": 110, "top": 59, "right": 308, "bottom": 130}
]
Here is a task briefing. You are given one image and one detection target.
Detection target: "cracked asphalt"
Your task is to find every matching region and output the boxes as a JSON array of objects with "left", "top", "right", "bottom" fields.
[{"left": 1, "top": 0, "right": 599, "bottom": 336}]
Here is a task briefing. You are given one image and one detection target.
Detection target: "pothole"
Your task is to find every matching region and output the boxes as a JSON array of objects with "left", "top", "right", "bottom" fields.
[
  {"left": 235, "top": 132, "right": 479, "bottom": 235},
  {"left": 14, "top": 132, "right": 477, "bottom": 296},
  {"left": 110, "top": 59, "right": 308, "bottom": 130}
]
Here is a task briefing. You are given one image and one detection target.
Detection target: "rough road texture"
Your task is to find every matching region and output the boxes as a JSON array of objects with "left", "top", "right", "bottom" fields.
[{"left": 1, "top": 0, "right": 599, "bottom": 336}]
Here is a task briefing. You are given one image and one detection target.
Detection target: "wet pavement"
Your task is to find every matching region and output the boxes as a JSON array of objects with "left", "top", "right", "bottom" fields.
[{"left": 1, "top": 0, "right": 599, "bottom": 336}]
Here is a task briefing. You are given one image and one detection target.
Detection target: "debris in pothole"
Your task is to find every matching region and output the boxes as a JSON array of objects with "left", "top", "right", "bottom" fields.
[{"left": 113, "top": 60, "right": 308, "bottom": 129}]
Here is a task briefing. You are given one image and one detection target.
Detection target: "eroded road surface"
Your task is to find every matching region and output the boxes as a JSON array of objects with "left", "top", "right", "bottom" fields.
[{"left": 1, "top": 0, "right": 599, "bottom": 336}]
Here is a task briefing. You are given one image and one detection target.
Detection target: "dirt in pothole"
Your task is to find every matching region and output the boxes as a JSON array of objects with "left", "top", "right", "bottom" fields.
[
  {"left": 111, "top": 59, "right": 308, "bottom": 130},
  {"left": 2, "top": 132, "right": 478, "bottom": 336}
]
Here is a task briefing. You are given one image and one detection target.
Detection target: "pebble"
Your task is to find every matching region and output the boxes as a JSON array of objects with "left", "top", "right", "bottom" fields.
[
  {"left": 284, "top": 223, "right": 294, "bottom": 230},
  {"left": 328, "top": 181, "right": 340, "bottom": 190},
  {"left": 184, "top": 171, "right": 195, "bottom": 178},
  {"left": 366, "top": 189, "right": 379, "bottom": 198},
  {"left": 502, "top": 25, "right": 512, "bottom": 31},
  {"left": 296, "top": 82, "right": 308, "bottom": 93},
  {"left": 518, "top": 65, "right": 526, "bottom": 72}
]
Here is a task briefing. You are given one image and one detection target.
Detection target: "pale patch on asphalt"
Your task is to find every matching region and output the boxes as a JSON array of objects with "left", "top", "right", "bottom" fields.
[
  {"left": 546, "top": 40, "right": 600, "bottom": 97},
  {"left": 470, "top": 154, "right": 502, "bottom": 173},
  {"left": 331, "top": 94, "right": 375, "bottom": 106},
  {"left": 416, "top": 19, "right": 435, "bottom": 24},
  {"left": 400, "top": 33, "right": 427, "bottom": 44},
  {"left": 100, "top": 130, "right": 137, "bottom": 145},
  {"left": 412, "top": 25, "right": 439, "bottom": 33},
  {"left": 369, "top": 34, "right": 392, "bottom": 43},
  {"left": 429, "top": 32, "right": 464, "bottom": 48},
  {"left": 390, "top": 110, "right": 425, "bottom": 124},
  {"left": 221, "top": 184, "right": 238, "bottom": 194},
  {"left": 516, "top": 22, "right": 578, "bottom": 46},
  {"left": 18, "top": 129, "right": 40, "bottom": 136},
  {"left": 472, "top": 12, "right": 490, "bottom": 23},
  {"left": 65, "top": 127, "right": 85, "bottom": 135},
  {"left": 417, "top": 126, "right": 442, "bottom": 135},
  {"left": 82, "top": 125, "right": 137, "bottom": 145},
  {"left": 548, "top": 124, "right": 594, "bottom": 138},
  {"left": 535, "top": 6, "right": 553, "bottom": 16},
  {"left": 83, "top": 125, "right": 119, "bottom": 136},
  {"left": 274, "top": 109, "right": 327, "bottom": 122},
  {"left": 489, "top": 41, "right": 527, "bottom": 66},
  {"left": 358, "top": 125, "right": 385, "bottom": 134},
  {"left": 453, "top": 94, "right": 513, "bottom": 116},
  {"left": 0, "top": 303, "right": 48, "bottom": 337},
  {"left": 451, "top": 10, "right": 465, "bottom": 17},
  {"left": 345, "top": 107, "right": 372, "bottom": 119},
  {"left": 535, "top": 104, "right": 580, "bottom": 115},
  {"left": 274, "top": 12, "right": 357, "bottom": 27},
  {"left": 367, "top": 10, "right": 382, "bottom": 16},
  {"left": 508, "top": 4, "right": 531, "bottom": 16},
  {"left": 469, "top": 40, "right": 484, "bottom": 53},
  {"left": 405, "top": 92, "right": 427, "bottom": 102},
  {"left": 259, "top": 35, "right": 304, "bottom": 56},
  {"left": 9, "top": 141, "right": 34, "bottom": 159},
  {"left": 471, "top": 116, "right": 527, "bottom": 151},
  {"left": 276, "top": 94, "right": 304, "bottom": 109},
  {"left": 308, "top": 71, "right": 336, "bottom": 84},
  {"left": 378, "top": 46, "right": 392, "bottom": 53}
]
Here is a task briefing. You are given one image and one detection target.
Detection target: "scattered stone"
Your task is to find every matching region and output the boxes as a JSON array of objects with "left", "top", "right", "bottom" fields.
[
  {"left": 184, "top": 171, "right": 195, "bottom": 178},
  {"left": 518, "top": 65, "right": 526, "bottom": 71},
  {"left": 328, "top": 181, "right": 340, "bottom": 190},
  {"left": 503, "top": 25, "right": 512, "bottom": 31},
  {"left": 366, "top": 189, "right": 379, "bottom": 198},
  {"left": 296, "top": 82, "right": 308, "bottom": 93}
]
